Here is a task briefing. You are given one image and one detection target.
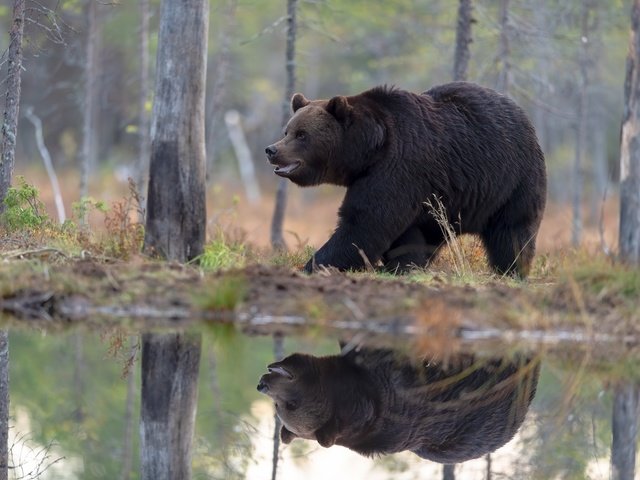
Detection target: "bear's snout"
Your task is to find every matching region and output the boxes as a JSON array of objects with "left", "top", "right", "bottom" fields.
[
  {"left": 265, "top": 145, "right": 278, "bottom": 158},
  {"left": 257, "top": 380, "right": 269, "bottom": 393}
]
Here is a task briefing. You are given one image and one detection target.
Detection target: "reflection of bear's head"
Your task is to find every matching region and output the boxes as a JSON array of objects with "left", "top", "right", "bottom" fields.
[
  {"left": 258, "top": 348, "right": 540, "bottom": 463},
  {"left": 265, "top": 93, "right": 386, "bottom": 187},
  {"left": 257, "top": 353, "right": 352, "bottom": 447}
]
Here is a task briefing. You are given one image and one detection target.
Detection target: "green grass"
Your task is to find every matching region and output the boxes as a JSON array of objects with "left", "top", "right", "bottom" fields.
[
  {"left": 197, "top": 235, "right": 247, "bottom": 272},
  {"left": 269, "top": 244, "right": 315, "bottom": 269},
  {"left": 562, "top": 252, "right": 640, "bottom": 301}
]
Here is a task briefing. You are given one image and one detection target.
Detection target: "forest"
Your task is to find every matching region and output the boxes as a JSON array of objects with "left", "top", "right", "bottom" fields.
[{"left": 0, "top": 0, "right": 640, "bottom": 479}]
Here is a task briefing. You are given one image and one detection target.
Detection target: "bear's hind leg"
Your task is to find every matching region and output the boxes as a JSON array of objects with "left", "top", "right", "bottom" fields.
[
  {"left": 382, "top": 225, "right": 442, "bottom": 274},
  {"left": 481, "top": 223, "right": 537, "bottom": 278}
]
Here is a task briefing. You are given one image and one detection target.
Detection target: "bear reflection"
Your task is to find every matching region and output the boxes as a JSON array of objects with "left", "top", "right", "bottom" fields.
[{"left": 257, "top": 347, "right": 539, "bottom": 463}]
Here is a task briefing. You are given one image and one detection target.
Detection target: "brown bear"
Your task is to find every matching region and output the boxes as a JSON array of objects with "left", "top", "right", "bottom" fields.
[
  {"left": 257, "top": 348, "right": 539, "bottom": 463},
  {"left": 265, "top": 82, "right": 547, "bottom": 276}
]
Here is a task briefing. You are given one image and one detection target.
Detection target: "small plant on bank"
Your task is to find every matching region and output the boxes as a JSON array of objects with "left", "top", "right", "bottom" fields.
[
  {"left": 197, "top": 233, "right": 247, "bottom": 272},
  {"left": 0, "top": 176, "right": 49, "bottom": 231},
  {"left": 71, "top": 196, "right": 108, "bottom": 225},
  {"left": 103, "top": 179, "right": 145, "bottom": 259}
]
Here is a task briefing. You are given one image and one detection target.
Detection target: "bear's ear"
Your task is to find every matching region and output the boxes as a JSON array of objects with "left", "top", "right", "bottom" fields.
[
  {"left": 326, "top": 95, "right": 351, "bottom": 121},
  {"left": 315, "top": 417, "right": 340, "bottom": 448},
  {"left": 280, "top": 425, "right": 297, "bottom": 444},
  {"left": 291, "top": 93, "right": 310, "bottom": 112}
]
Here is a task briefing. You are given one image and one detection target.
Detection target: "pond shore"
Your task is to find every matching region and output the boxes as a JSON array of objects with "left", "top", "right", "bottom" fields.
[{"left": 1, "top": 251, "right": 638, "bottom": 363}]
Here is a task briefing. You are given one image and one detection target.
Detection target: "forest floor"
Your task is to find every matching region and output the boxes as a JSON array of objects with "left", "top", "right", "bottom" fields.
[{"left": 0, "top": 171, "right": 638, "bottom": 365}]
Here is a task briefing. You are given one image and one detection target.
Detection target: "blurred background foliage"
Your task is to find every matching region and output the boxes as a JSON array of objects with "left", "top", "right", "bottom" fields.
[{"left": 0, "top": 0, "right": 631, "bottom": 207}]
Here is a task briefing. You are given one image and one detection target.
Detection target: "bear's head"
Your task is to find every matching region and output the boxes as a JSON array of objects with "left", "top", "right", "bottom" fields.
[
  {"left": 265, "top": 93, "right": 386, "bottom": 187},
  {"left": 256, "top": 352, "right": 352, "bottom": 448}
]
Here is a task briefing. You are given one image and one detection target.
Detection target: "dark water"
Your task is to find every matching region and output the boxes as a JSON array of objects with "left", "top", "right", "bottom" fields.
[{"left": 5, "top": 325, "right": 640, "bottom": 480}]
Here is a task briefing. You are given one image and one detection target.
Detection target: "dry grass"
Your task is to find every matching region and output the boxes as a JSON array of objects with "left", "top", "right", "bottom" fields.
[{"left": 4, "top": 165, "right": 634, "bottom": 294}]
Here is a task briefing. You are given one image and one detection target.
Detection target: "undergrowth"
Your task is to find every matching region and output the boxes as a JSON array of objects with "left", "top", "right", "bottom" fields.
[
  {"left": 558, "top": 250, "right": 640, "bottom": 302},
  {"left": 1, "top": 178, "right": 146, "bottom": 260},
  {"left": 2, "top": 178, "right": 639, "bottom": 306},
  {"left": 0, "top": 177, "right": 49, "bottom": 231}
]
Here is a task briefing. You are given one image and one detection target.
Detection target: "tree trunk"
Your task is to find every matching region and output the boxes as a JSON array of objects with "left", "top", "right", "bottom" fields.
[
  {"left": 0, "top": 0, "right": 25, "bottom": 213},
  {"left": 140, "top": 333, "right": 201, "bottom": 480},
  {"left": 143, "top": 0, "right": 209, "bottom": 262},
  {"left": 120, "top": 336, "right": 137, "bottom": 480},
  {"left": 0, "top": 4, "right": 24, "bottom": 474},
  {"left": 24, "top": 108, "right": 66, "bottom": 223},
  {"left": 224, "top": 110, "right": 261, "bottom": 204},
  {"left": 496, "top": 0, "right": 510, "bottom": 94},
  {"left": 620, "top": 0, "right": 640, "bottom": 264},
  {"left": 485, "top": 453, "right": 492, "bottom": 480},
  {"left": 532, "top": 0, "right": 550, "bottom": 156},
  {"left": 0, "top": 331, "right": 8, "bottom": 480},
  {"left": 79, "top": 0, "right": 97, "bottom": 208},
  {"left": 271, "top": 334, "right": 285, "bottom": 480},
  {"left": 73, "top": 333, "right": 85, "bottom": 423},
  {"left": 443, "top": 464, "right": 455, "bottom": 480},
  {"left": 453, "top": 0, "right": 473, "bottom": 82},
  {"left": 135, "top": 0, "right": 150, "bottom": 216},
  {"left": 140, "top": 1, "right": 208, "bottom": 479},
  {"left": 572, "top": 0, "right": 592, "bottom": 247},
  {"left": 270, "top": 0, "right": 298, "bottom": 250},
  {"left": 590, "top": 114, "right": 608, "bottom": 221},
  {"left": 611, "top": 383, "right": 639, "bottom": 480},
  {"left": 612, "top": 8, "right": 640, "bottom": 479},
  {"left": 206, "top": 0, "right": 237, "bottom": 180}
]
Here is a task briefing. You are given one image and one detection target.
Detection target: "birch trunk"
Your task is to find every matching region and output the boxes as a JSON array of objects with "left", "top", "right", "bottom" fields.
[
  {"left": 224, "top": 110, "right": 261, "bottom": 204},
  {"left": 206, "top": 0, "right": 237, "bottom": 179},
  {"left": 24, "top": 108, "right": 66, "bottom": 223}
]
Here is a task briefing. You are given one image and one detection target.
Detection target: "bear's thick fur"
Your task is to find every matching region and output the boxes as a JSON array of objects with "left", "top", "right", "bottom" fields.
[
  {"left": 265, "top": 82, "right": 547, "bottom": 277},
  {"left": 257, "top": 348, "right": 539, "bottom": 463}
]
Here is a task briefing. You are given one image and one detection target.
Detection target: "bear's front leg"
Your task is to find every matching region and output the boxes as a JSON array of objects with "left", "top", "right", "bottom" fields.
[
  {"left": 304, "top": 182, "right": 420, "bottom": 273},
  {"left": 304, "top": 227, "right": 383, "bottom": 273}
]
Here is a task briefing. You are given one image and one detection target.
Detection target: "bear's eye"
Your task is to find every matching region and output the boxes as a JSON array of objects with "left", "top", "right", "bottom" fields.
[
  {"left": 295, "top": 131, "right": 307, "bottom": 140},
  {"left": 285, "top": 400, "right": 299, "bottom": 411}
]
